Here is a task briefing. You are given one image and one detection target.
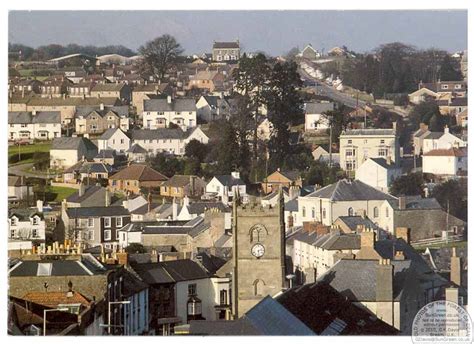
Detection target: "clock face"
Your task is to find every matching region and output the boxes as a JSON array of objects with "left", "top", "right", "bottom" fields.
[{"left": 251, "top": 243, "right": 265, "bottom": 258}]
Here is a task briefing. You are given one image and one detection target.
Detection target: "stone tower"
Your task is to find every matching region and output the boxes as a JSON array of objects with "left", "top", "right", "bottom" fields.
[{"left": 231, "top": 190, "right": 286, "bottom": 318}]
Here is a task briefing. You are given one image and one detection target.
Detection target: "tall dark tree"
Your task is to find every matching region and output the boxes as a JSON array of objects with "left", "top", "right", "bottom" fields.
[
  {"left": 389, "top": 173, "right": 424, "bottom": 196},
  {"left": 432, "top": 179, "right": 467, "bottom": 221},
  {"left": 139, "top": 34, "right": 183, "bottom": 80},
  {"left": 439, "top": 54, "right": 463, "bottom": 81},
  {"left": 265, "top": 61, "right": 303, "bottom": 170}
]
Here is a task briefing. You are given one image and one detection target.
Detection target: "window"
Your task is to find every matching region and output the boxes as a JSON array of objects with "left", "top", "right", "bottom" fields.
[
  {"left": 10, "top": 229, "right": 15, "bottom": 238},
  {"left": 385, "top": 207, "right": 389, "bottom": 218},
  {"left": 380, "top": 139, "right": 385, "bottom": 144},
  {"left": 455, "top": 84, "right": 462, "bottom": 89},
  {"left": 116, "top": 217, "right": 123, "bottom": 227},
  {"left": 348, "top": 207, "right": 354, "bottom": 216},
  {"left": 322, "top": 208, "right": 326, "bottom": 219},
  {"left": 88, "top": 218, "right": 94, "bottom": 227},
  {"left": 116, "top": 230, "right": 120, "bottom": 240},
  {"left": 32, "top": 217, "right": 39, "bottom": 225},
  {"left": 11, "top": 217, "right": 17, "bottom": 226},
  {"left": 311, "top": 207, "right": 316, "bottom": 219},
  {"left": 104, "top": 230, "right": 112, "bottom": 241},
  {"left": 302, "top": 206, "right": 306, "bottom": 217},
  {"left": 347, "top": 139, "right": 352, "bottom": 144},
  {"left": 345, "top": 149, "right": 353, "bottom": 157},
  {"left": 346, "top": 161, "right": 354, "bottom": 171},
  {"left": 88, "top": 230, "right": 94, "bottom": 240},
  {"left": 220, "top": 290, "right": 228, "bottom": 305},
  {"left": 373, "top": 207, "right": 379, "bottom": 218},
  {"left": 188, "top": 283, "right": 197, "bottom": 296},
  {"left": 441, "top": 84, "right": 449, "bottom": 90},
  {"left": 104, "top": 217, "right": 111, "bottom": 228},
  {"left": 32, "top": 229, "right": 38, "bottom": 238},
  {"left": 378, "top": 149, "right": 387, "bottom": 157}
]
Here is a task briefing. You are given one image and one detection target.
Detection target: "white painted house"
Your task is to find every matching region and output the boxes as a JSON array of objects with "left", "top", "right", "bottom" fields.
[
  {"left": 422, "top": 127, "right": 467, "bottom": 154},
  {"left": 50, "top": 137, "right": 98, "bottom": 169},
  {"left": 97, "top": 128, "right": 130, "bottom": 153},
  {"left": 355, "top": 157, "right": 402, "bottom": 193},
  {"left": 422, "top": 148, "right": 467, "bottom": 176},
  {"left": 205, "top": 172, "right": 247, "bottom": 204},
  {"left": 298, "top": 179, "right": 397, "bottom": 231},
  {"left": 131, "top": 127, "right": 208, "bottom": 157},
  {"left": 8, "top": 204, "right": 46, "bottom": 241},
  {"left": 304, "top": 102, "right": 334, "bottom": 131},
  {"left": 9, "top": 111, "right": 61, "bottom": 141},
  {"left": 339, "top": 127, "right": 400, "bottom": 172},
  {"left": 143, "top": 96, "right": 197, "bottom": 130},
  {"left": 196, "top": 95, "right": 231, "bottom": 123}
]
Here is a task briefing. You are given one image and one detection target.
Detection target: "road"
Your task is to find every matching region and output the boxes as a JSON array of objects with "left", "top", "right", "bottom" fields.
[
  {"left": 9, "top": 163, "right": 54, "bottom": 180},
  {"left": 299, "top": 67, "right": 367, "bottom": 109}
]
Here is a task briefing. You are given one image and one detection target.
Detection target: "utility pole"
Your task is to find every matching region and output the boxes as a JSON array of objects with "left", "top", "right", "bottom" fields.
[
  {"left": 446, "top": 199, "right": 450, "bottom": 245},
  {"left": 329, "top": 121, "right": 333, "bottom": 167}
]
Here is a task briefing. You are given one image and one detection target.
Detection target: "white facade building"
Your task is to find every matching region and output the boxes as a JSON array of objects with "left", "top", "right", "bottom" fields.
[
  {"left": 304, "top": 102, "right": 334, "bottom": 131},
  {"left": 9, "top": 111, "right": 61, "bottom": 141},
  {"left": 422, "top": 127, "right": 467, "bottom": 154},
  {"left": 355, "top": 158, "right": 402, "bottom": 193},
  {"left": 422, "top": 148, "right": 467, "bottom": 176},
  {"left": 205, "top": 172, "right": 247, "bottom": 204},
  {"left": 143, "top": 97, "right": 197, "bottom": 130},
  {"left": 97, "top": 128, "right": 131, "bottom": 153}
]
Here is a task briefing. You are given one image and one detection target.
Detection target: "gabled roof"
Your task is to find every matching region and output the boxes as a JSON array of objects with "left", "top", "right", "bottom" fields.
[
  {"left": 366, "top": 158, "right": 401, "bottom": 170},
  {"left": 341, "top": 128, "right": 396, "bottom": 136},
  {"left": 305, "top": 179, "right": 397, "bottom": 201},
  {"left": 126, "top": 144, "right": 147, "bottom": 154},
  {"left": 424, "top": 132, "right": 444, "bottom": 139},
  {"left": 213, "top": 175, "right": 245, "bottom": 187},
  {"left": 99, "top": 127, "right": 128, "bottom": 140},
  {"left": 144, "top": 98, "right": 196, "bottom": 112},
  {"left": 186, "top": 202, "right": 231, "bottom": 215},
  {"left": 66, "top": 185, "right": 103, "bottom": 203},
  {"left": 131, "top": 128, "right": 185, "bottom": 141},
  {"left": 335, "top": 216, "right": 378, "bottom": 231},
  {"left": 109, "top": 164, "right": 168, "bottom": 182},
  {"left": 161, "top": 175, "right": 199, "bottom": 188},
  {"left": 9, "top": 256, "right": 106, "bottom": 277},
  {"left": 91, "top": 83, "right": 128, "bottom": 92},
  {"left": 78, "top": 162, "right": 114, "bottom": 174},
  {"left": 213, "top": 41, "right": 240, "bottom": 49},
  {"left": 51, "top": 137, "right": 97, "bottom": 151}
]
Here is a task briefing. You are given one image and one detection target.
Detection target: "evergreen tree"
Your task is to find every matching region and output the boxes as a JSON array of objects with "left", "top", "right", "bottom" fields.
[{"left": 439, "top": 54, "right": 463, "bottom": 81}]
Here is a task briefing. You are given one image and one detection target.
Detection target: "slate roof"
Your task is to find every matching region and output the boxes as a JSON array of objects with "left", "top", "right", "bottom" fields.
[
  {"left": 213, "top": 175, "right": 245, "bottom": 187},
  {"left": 285, "top": 199, "right": 298, "bottom": 212},
  {"left": 131, "top": 259, "right": 210, "bottom": 284},
  {"left": 424, "top": 132, "right": 444, "bottom": 139},
  {"left": 9, "top": 209, "right": 43, "bottom": 221},
  {"left": 305, "top": 102, "right": 334, "bottom": 114},
  {"left": 131, "top": 128, "right": 186, "bottom": 140},
  {"left": 213, "top": 42, "right": 240, "bottom": 49},
  {"left": 162, "top": 175, "right": 197, "bottom": 188},
  {"left": 130, "top": 202, "right": 160, "bottom": 215},
  {"left": 75, "top": 105, "right": 129, "bottom": 118},
  {"left": 8, "top": 111, "right": 61, "bottom": 124},
  {"left": 243, "top": 296, "right": 315, "bottom": 335},
  {"left": 342, "top": 129, "right": 396, "bottom": 136},
  {"left": 188, "top": 319, "right": 259, "bottom": 335},
  {"left": 66, "top": 206, "right": 130, "bottom": 218},
  {"left": 99, "top": 128, "right": 126, "bottom": 140},
  {"left": 51, "top": 137, "right": 97, "bottom": 151},
  {"left": 186, "top": 202, "right": 231, "bottom": 214},
  {"left": 276, "top": 283, "right": 399, "bottom": 335},
  {"left": 27, "top": 97, "right": 122, "bottom": 107},
  {"left": 66, "top": 185, "right": 103, "bottom": 203},
  {"left": 387, "top": 196, "right": 441, "bottom": 210},
  {"left": 317, "top": 259, "right": 413, "bottom": 301},
  {"left": 312, "top": 232, "right": 360, "bottom": 250},
  {"left": 368, "top": 158, "right": 401, "bottom": 170},
  {"left": 143, "top": 98, "right": 196, "bottom": 112},
  {"left": 127, "top": 144, "right": 147, "bottom": 154},
  {"left": 121, "top": 270, "right": 149, "bottom": 297},
  {"left": 305, "top": 179, "right": 397, "bottom": 201},
  {"left": 9, "top": 257, "right": 106, "bottom": 277},
  {"left": 94, "top": 149, "right": 117, "bottom": 159},
  {"left": 336, "top": 216, "right": 378, "bottom": 231},
  {"left": 91, "top": 83, "right": 127, "bottom": 92},
  {"left": 109, "top": 164, "right": 168, "bottom": 182}
]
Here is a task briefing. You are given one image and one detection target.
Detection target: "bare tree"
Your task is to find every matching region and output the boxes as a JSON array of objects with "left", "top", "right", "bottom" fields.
[{"left": 138, "top": 34, "right": 184, "bottom": 80}]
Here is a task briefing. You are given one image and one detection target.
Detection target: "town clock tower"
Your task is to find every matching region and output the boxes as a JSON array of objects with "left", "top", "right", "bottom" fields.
[{"left": 231, "top": 190, "right": 286, "bottom": 318}]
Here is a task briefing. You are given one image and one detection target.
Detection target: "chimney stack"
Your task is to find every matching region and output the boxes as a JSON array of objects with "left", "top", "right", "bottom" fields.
[
  {"left": 79, "top": 182, "right": 85, "bottom": 197},
  {"left": 376, "top": 259, "right": 394, "bottom": 326},
  {"left": 304, "top": 267, "right": 317, "bottom": 284},
  {"left": 172, "top": 197, "right": 178, "bottom": 220},
  {"left": 100, "top": 103, "right": 104, "bottom": 111},
  {"left": 360, "top": 227, "right": 376, "bottom": 248},
  {"left": 395, "top": 227, "right": 410, "bottom": 244},
  {"left": 36, "top": 200, "right": 44, "bottom": 213},
  {"left": 148, "top": 192, "right": 152, "bottom": 213},
  {"left": 116, "top": 251, "right": 129, "bottom": 266},
  {"left": 150, "top": 249, "right": 158, "bottom": 263},
  {"left": 394, "top": 250, "right": 405, "bottom": 260},
  {"left": 167, "top": 95, "right": 172, "bottom": 104},
  {"left": 450, "top": 247, "right": 462, "bottom": 286},
  {"left": 398, "top": 196, "right": 406, "bottom": 210}
]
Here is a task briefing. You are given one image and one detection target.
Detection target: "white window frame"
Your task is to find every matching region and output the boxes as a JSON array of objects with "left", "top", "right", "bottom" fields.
[
  {"left": 88, "top": 218, "right": 94, "bottom": 228},
  {"left": 104, "top": 217, "right": 111, "bottom": 228},
  {"left": 104, "top": 229, "right": 112, "bottom": 241},
  {"left": 116, "top": 217, "right": 123, "bottom": 228}
]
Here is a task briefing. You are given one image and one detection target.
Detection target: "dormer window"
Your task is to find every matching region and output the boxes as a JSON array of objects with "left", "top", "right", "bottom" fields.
[
  {"left": 32, "top": 216, "right": 39, "bottom": 225},
  {"left": 10, "top": 217, "right": 17, "bottom": 226}
]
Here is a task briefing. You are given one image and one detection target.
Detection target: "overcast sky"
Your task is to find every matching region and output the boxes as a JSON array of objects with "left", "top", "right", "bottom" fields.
[{"left": 9, "top": 10, "right": 467, "bottom": 55}]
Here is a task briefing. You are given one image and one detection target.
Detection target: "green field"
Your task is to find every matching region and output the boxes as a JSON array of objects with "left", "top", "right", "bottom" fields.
[
  {"left": 8, "top": 142, "right": 52, "bottom": 162},
  {"left": 47, "top": 186, "right": 77, "bottom": 202}
]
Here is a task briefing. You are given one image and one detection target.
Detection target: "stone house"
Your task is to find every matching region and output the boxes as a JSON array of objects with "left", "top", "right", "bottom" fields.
[
  {"left": 90, "top": 83, "right": 131, "bottom": 104},
  {"left": 108, "top": 164, "right": 168, "bottom": 195},
  {"left": 160, "top": 175, "right": 207, "bottom": 199},
  {"left": 212, "top": 41, "right": 240, "bottom": 62}
]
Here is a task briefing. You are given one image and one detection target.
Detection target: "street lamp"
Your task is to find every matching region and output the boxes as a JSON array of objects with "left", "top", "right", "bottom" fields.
[
  {"left": 43, "top": 307, "right": 68, "bottom": 336},
  {"left": 107, "top": 301, "right": 131, "bottom": 335}
]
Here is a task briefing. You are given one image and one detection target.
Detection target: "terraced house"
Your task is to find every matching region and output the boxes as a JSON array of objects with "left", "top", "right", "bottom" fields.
[
  {"left": 8, "top": 111, "right": 61, "bottom": 140},
  {"left": 143, "top": 96, "right": 197, "bottom": 130},
  {"left": 75, "top": 105, "right": 130, "bottom": 135}
]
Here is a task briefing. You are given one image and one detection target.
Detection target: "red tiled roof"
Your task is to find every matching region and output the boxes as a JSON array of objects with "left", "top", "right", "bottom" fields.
[
  {"left": 424, "top": 148, "right": 467, "bottom": 157},
  {"left": 23, "top": 291, "right": 91, "bottom": 308},
  {"left": 110, "top": 164, "right": 168, "bottom": 182}
]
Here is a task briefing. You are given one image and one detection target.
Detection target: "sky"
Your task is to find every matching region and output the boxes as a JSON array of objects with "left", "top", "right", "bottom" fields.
[{"left": 8, "top": 10, "right": 467, "bottom": 55}]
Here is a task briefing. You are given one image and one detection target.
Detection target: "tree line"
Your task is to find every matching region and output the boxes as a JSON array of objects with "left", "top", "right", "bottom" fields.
[{"left": 326, "top": 42, "right": 463, "bottom": 99}]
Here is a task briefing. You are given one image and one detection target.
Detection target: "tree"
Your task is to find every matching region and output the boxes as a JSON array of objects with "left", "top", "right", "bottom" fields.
[
  {"left": 285, "top": 47, "right": 300, "bottom": 61},
  {"left": 147, "top": 153, "right": 184, "bottom": 177},
  {"left": 304, "top": 160, "right": 343, "bottom": 187},
  {"left": 138, "top": 34, "right": 184, "bottom": 80},
  {"left": 324, "top": 105, "right": 350, "bottom": 144},
  {"left": 409, "top": 100, "right": 443, "bottom": 129},
  {"left": 185, "top": 139, "right": 208, "bottom": 163},
  {"left": 432, "top": 179, "right": 467, "bottom": 221},
  {"left": 125, "top": 243, "right": 147, "bottom": 254},
  {"left": 439, "top": 54, "right": 463, "bottom": 81},
  {"left": 389, "top": 173, "right": 424, "bottom": 196},
  {"left": 265, "top": 61, "right": 303, "bottom": 170},
  {"left": 183, "top": 157, "right": 201, "bottom": 175}
]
